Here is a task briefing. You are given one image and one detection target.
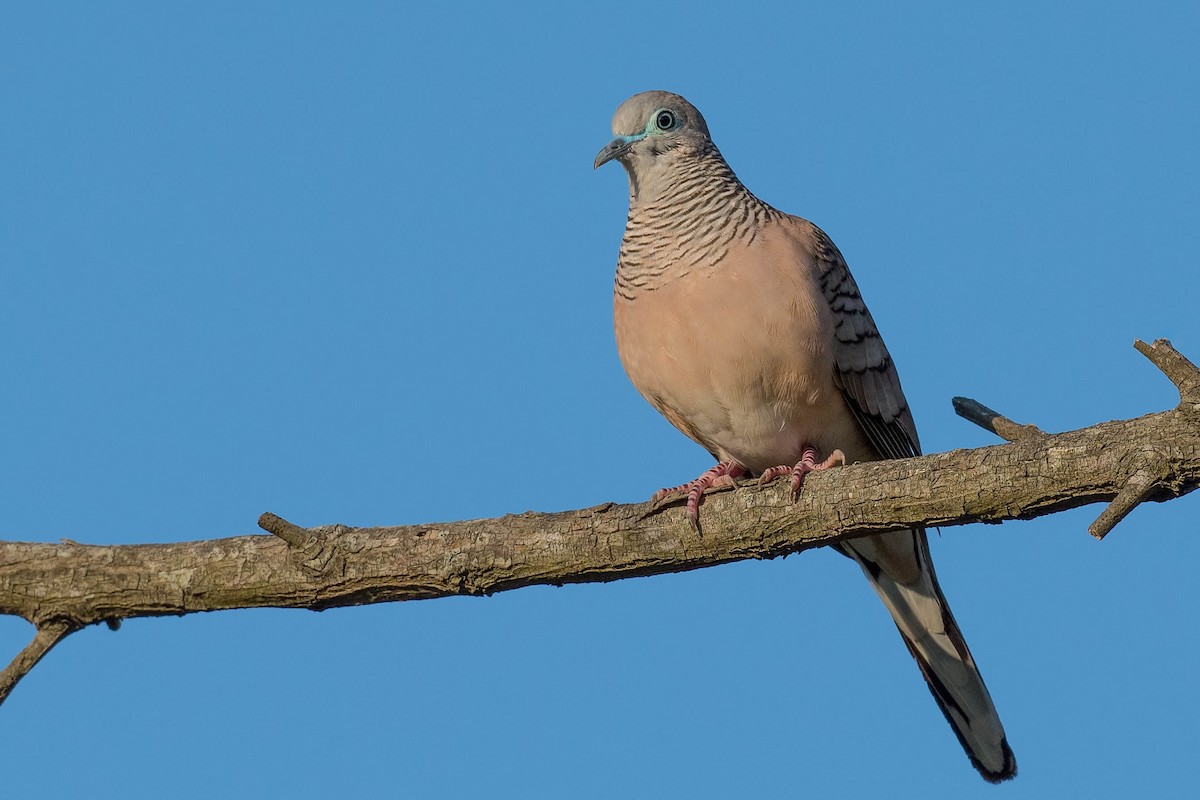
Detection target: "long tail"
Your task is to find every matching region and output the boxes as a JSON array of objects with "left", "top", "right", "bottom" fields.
[{"left": 838, "top": 528, "right": 1017, "bottom": 782}]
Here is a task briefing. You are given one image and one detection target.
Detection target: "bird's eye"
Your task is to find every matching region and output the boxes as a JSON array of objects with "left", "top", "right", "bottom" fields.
[{"left": 655, "top": 109, "right": 678, "bottom": 131}]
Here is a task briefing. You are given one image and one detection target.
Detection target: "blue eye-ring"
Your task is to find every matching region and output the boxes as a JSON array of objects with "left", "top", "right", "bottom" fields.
[{"left": 654, "top": 109, "right": 678, "bottom": 131}]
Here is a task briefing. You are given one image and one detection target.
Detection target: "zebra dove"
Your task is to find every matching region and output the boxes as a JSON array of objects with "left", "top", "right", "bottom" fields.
[{"left": 595, "top": 90, "right": 1016, "bottom": 782}]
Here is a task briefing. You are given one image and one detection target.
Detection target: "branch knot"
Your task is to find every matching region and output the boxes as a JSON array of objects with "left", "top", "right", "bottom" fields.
[{"left": 259, "top": 513, "right": 348, "bottom": 577}]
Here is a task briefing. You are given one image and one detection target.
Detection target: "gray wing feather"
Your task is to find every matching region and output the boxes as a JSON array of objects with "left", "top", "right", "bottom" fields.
[{"left": 808, "top": 223, "right": 921, "bottom": 460}]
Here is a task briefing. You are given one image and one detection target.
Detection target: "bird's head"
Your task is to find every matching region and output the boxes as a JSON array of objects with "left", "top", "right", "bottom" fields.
[{"left": 594, "top": 91, "right": 712, "bottom": 185}]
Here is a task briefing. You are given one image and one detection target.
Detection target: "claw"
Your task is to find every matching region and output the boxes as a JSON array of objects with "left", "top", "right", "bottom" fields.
[
  {"left": 757, "top": 465, "right": 793, "bottom": 485},
  {"left": 758, "top": 445, "right": 846, "bottom": 501},
  {"left": 649, "top": 460, "right": 746, "bottom": 533}
]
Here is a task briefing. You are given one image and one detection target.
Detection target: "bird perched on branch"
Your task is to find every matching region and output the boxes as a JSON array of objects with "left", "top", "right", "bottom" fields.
[{"left": 595, "top": 90, "right": 1016, "bottom": 782}]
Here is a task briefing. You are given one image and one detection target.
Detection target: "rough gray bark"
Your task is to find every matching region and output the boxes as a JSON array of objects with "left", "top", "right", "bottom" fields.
[{"left": 1, "top": 339, "right": 1197, "bottom": 707}]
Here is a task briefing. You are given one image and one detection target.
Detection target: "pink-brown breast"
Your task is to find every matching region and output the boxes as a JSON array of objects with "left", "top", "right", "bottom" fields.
[{"left": 614, "top": 217, "right": 876, "bottom": 472}]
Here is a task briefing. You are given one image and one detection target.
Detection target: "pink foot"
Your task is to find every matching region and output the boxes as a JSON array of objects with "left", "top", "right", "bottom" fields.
[
  {"left": 758, "top": 445, "right": 846, "bottom": 500},
  {"left": 651, "top": 460, "right": 746, "bottom": 532}
]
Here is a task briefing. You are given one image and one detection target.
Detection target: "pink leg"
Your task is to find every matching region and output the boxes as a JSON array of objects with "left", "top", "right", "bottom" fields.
[
  {"left": 651, "top": 460, "right": 746, "bottom": 532},
  {"left": 758, "top": 445, "right": 846, "bottom": 500}
]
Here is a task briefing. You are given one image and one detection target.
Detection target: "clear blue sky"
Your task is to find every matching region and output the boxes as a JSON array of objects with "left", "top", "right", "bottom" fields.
[{"left": 2, "top": 2, "right": 1198, "bottom": 797}]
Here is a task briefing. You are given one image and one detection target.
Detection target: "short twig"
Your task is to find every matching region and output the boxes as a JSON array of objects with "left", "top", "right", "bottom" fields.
[
  {"left": 952, "top": 397, "right": 1045, "bottom": 442},
  {"left": 258, "top": 512, "right": 312, "bottom": 548},
  {"left": 1135, "top": 339, "right": 1200, "bottom": 403},
  {"left": 1089, "top": 467, "right": 1161, "bottom": 540},
  {"left": 0, "top": 621, "right": 76, "bottom": 705}
]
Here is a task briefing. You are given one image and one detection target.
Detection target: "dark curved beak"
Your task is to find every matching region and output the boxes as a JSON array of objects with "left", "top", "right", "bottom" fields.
[{"left": 594, "top": 138, "right": 631, "bottom": 169}]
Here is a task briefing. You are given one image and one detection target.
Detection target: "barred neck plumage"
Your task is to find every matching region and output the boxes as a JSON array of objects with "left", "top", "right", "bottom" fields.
[{"left": 615, "top": 144, "right": 779, "bottom": 300}]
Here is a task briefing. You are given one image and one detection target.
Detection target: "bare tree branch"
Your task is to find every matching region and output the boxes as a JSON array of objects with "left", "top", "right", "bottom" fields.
[{"left": 1, "top": 338, "right": 1197, "bottom": 708}]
